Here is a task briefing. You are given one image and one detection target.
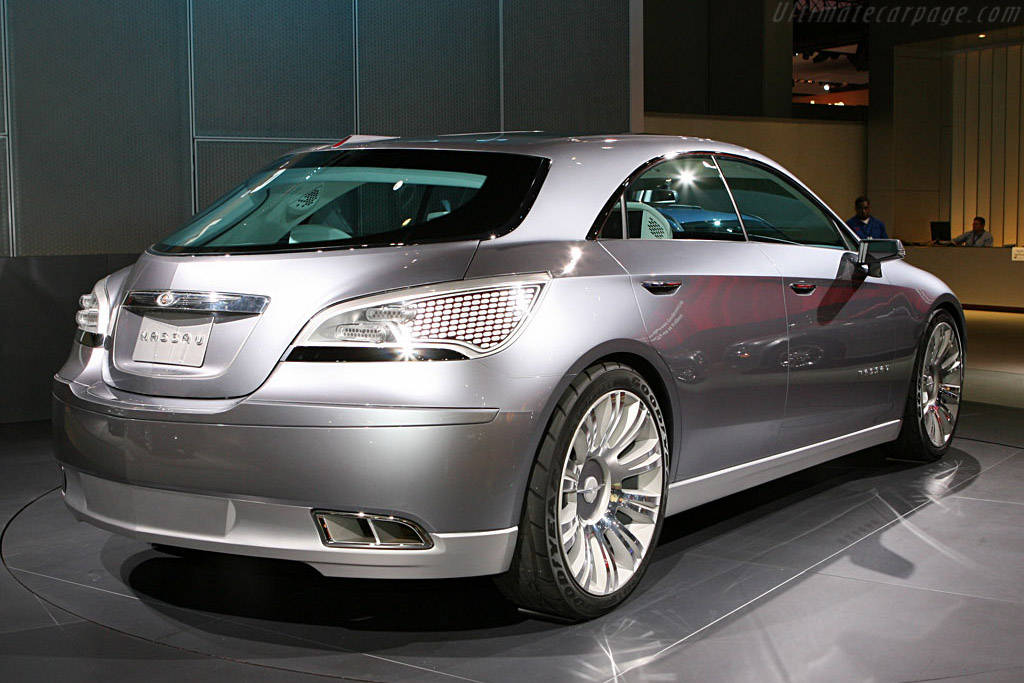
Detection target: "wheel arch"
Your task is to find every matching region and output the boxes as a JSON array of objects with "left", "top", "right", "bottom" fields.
[
  {"left": 594, "top": 351, "right": 676, "bottom": 467},
  {"left": 528, "top": 339, "right": 680, "bottom": 482},
  {"left": 932, "top": 294, "right": 967, "bottom": 355}
]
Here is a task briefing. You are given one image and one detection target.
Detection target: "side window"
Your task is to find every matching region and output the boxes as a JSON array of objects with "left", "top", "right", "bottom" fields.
[
  {"left": 716, "top": 158, "right": 847, "bottom": 249},
  {"left": 598, "top": 155, "right": 745, "bottom": 241}
]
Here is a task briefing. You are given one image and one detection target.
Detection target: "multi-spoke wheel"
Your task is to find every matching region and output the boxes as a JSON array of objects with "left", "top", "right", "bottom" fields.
[
  {"left": 559, "top": 390, "right": 663, "bottom": 596},
  {"left": 918, "top": 319, "right": 962, "bottom": 449},
  {"left": 495, "top": 363, "right": 668, "bottom": 621},
  {"left": 888, "top": 310, "right": 963, "bottom": 462}
]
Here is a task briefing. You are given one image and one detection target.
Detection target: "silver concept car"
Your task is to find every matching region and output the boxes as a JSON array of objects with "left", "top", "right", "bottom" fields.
[{"left": 53, "top": 134, "right": 964, "bottom": 621}]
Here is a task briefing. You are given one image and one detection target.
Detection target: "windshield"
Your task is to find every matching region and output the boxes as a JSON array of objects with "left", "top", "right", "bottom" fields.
[{"left": 153, "top": 149, "right": 549, "bottom": 254}]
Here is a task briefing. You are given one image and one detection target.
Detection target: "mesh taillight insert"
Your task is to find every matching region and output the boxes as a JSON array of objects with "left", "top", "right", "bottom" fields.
[{"left": 409, "top": 286, "right": 540, "bottom": 350}]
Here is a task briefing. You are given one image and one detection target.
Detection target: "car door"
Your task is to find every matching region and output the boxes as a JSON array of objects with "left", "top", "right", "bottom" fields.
[
  {"left": 597, "top": 155, "right": 789, "bottom": 481},
  {"left": 716, "top": 157, "right": 898, "bottom": 452}
]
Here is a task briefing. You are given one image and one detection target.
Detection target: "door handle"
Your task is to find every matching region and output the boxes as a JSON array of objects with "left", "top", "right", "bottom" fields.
[
  {"left": 642, "top": 281, "right": 682, "bottom": 295},
  {"left": 789, "top": 282, "right": 816, "bottom": 296}
]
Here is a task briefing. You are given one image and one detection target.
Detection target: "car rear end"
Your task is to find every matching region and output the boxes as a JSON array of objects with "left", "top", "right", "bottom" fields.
[{"left": 53, "top": 143, "right": 568, "bottom": 578}]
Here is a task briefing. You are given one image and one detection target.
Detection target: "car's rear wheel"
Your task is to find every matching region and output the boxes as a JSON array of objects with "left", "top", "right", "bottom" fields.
[
  {"left": 887, "top": 309, "right": 963, "bottom": 462},
  {"left": 495, "top": 362, "right": 667, "bottom": 621}
]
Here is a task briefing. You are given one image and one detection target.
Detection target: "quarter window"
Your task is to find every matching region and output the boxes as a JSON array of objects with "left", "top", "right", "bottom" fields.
[
  {"left": 716, "top": 158, "right": 847, "bottom": 249},
  {"left": 599, "top": 155, "right": 745, "bottom": 241}
]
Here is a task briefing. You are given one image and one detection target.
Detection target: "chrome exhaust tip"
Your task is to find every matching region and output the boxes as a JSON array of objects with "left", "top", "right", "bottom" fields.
[{"left": 313, "top": 510, "right": 433, "bottom": 549}]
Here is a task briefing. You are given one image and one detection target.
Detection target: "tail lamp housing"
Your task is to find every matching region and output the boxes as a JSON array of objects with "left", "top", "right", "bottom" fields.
[
  {"left": 291, "top": 273, "right": 549, "bottom": 361},
  {"left": 74, "top": 277, "right": 111, "bottom": 348}
]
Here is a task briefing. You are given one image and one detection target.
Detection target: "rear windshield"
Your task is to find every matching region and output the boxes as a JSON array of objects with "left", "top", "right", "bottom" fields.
[{"left": 152, "top": 149, "right": 549, "bottom": 254}]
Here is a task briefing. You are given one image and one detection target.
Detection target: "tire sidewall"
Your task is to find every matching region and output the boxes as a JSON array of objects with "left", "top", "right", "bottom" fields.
[
  {"left": 543, "top": 366, "right": 669, "bottom": 618},
  {"left": 909, "top": 310, "right": 962, "bottom": 459}
]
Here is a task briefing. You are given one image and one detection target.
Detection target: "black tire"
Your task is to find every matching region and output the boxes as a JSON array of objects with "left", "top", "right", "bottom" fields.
[
  {"left": 495, "top": 362, "right": 669, "bottom": 621},
  {"left": 885, "top": 309, "right": 964, "bottom": 462}
]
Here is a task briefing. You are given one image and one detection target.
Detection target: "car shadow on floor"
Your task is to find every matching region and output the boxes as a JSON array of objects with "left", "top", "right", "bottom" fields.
[
  {"left": 120, "top": 547, "right": 535, "bottom": 633},
  {"left": 647, "top": 446, "right": 982, "bottom": 581},
  {"left": 116, "top": 446, "right": 981, "bottom": 636}
]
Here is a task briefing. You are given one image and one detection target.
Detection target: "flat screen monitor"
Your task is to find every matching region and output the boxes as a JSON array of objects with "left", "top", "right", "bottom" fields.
[{"left": 931, "top": 221, "right": 951, "bottom": 242}]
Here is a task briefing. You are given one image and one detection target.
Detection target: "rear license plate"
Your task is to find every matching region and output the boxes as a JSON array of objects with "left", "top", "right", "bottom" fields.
[{"left": 132, "top": 314, "right": 214, "bottom": 367}]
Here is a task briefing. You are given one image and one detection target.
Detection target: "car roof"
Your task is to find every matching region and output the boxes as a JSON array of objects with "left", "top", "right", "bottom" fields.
[
  {"left": 311, "top": 133, "right": 815, "bottom": 243},
  {"left": 319, "top": 132, "right": 772, "bottom": 164}
]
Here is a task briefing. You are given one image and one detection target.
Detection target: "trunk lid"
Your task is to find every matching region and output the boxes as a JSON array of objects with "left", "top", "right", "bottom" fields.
[{"left": 104, "top": 242, "right": 478, "bottom": 398}]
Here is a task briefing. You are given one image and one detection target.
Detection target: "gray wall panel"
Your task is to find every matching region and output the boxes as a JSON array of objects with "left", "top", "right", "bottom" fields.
[
  {"left": 0, "top": 139, "right": 8, "bottom": 256},
  {"left": 358, "top": 0, "right": 500, "bottom": 136},
  {"left": 193, "top": 0, "right": 355, "bottom": 139},
  {"left": 196, "top": 140, "right": 314, "bottom": 211},
  {"left": 503, "top": 0, "right": 630, "bottom": 133},
  {"left": 645, "top": 0, "right": 708, "bottom": 115},
  {"left": 9, "top": 0, "right": 191, "bottom": 256},
  {"left": 0, "top": 0, "right": 635, "bottom": 421},
  {"left": 0, "top": 254, "right": 136, "bottom": 423},
  {"left": 0, "top": 7, "right": 6, "bottom": 135}
]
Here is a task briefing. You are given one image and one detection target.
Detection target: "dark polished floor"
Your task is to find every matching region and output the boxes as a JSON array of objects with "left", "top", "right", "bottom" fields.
[
  {"left": 2, "top": 404, "right": 1023, "bottom": 683},
  {"left": 963, "top": 311, "right": 1024, "bottom": 409}
]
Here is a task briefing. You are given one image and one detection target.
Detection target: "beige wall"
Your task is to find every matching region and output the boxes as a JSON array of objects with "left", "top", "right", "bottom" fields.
[
  {"left": 904, "top": 247, "right": 1024, "bottom": 309},
  {"left": 949, "top": 44, "right": 1024, "bottom": 246},
  {"left": 895, "top": 38, "right": 1024, "bottom": 247},
  {"left": 892, "top": 47, "right": 945, "bottom": 243},
  {"left": 644, "top": 113, "right": 867, "bottom": 216}
]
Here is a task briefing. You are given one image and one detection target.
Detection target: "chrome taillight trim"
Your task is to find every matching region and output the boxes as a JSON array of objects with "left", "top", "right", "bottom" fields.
[{"left": 123, "top": 290, "right": 270, "bottom": 315}]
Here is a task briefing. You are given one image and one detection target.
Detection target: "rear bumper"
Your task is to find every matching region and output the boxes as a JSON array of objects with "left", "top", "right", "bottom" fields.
[
  {"left": 52, "top": 359, "right": 561, "bottom": 578},
  {"left": 60, "top": 468, "right": 516, "bottom": 578}
]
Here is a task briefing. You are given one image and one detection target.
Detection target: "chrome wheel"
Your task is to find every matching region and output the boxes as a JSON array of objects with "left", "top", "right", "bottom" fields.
[
  {"left": 917, "top": 321, "right": 962, "bottom": 449},
  {"left": 558, "top": 389, "right": 664, "bottom": 596}
]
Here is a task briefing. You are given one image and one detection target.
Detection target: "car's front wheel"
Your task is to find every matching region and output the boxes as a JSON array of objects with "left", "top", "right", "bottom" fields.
[
  {"left": 887, "top": 309, "right": 964, "bottom": 462},
  {"left": 496, "top": 362, "right": 668, "bottom": 621}
]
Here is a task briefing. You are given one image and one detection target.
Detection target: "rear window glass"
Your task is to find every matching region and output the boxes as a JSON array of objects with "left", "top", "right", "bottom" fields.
[{"left": 153, "top": 149, "right": 549, "bottom": 254}]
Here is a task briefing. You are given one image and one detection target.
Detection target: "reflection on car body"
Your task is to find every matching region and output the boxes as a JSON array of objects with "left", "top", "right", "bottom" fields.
[{"left": 53, "top": 134, "right": 965, "bottom": 621}]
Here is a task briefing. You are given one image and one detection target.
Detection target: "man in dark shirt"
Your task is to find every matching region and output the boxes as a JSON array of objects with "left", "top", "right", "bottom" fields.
[{"left": 846, "top": 196, "right": 888, "bottom": 239}]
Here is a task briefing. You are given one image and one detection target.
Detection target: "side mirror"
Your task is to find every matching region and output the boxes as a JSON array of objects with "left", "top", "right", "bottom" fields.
[{"left": 855, "top": 238, "right": 905, "bottom": 277}]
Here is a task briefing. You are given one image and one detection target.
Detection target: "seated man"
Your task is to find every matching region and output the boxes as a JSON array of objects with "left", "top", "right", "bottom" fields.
[
  {"left": 951, "top": 216, "right": 994, "bottom": 247},
  {"left": 846, "top": 196, "right": 888, "bottom": 239}
]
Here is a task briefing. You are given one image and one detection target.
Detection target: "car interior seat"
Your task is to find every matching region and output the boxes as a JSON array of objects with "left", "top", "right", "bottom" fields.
[{"left": 626, "top": 202, "right": 672, "bottom": 239}]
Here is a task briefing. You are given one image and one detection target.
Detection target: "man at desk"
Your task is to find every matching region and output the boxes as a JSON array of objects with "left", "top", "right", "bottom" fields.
[
  {"left": 951, "top": 216, "right": 994, "bottom": 247},
  {"left": 846, "top": 196, "right": 888, "bottom": 239}
]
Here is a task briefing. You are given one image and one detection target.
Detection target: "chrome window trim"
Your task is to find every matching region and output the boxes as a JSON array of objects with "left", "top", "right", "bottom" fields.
[{"left": 709, "top": 154, "right": 750, "bottom": 241}]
